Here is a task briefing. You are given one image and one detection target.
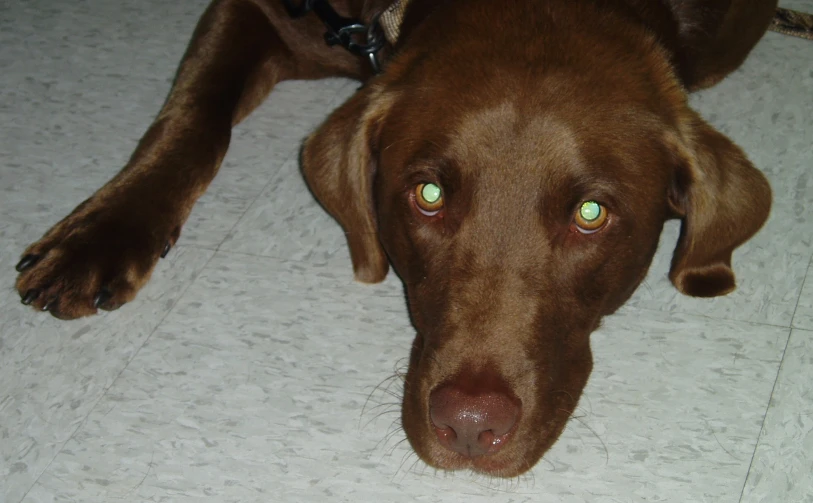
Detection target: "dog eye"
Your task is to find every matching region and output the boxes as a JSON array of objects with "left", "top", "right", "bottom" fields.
[
  {"left": 414, "top": 183, "right": 444, "bottom": 216},
  {"left": 573, "top": 201, "right": 607, "bottom": 233}
]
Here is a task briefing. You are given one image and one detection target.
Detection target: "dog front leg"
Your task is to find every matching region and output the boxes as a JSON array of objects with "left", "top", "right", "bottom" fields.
[{"left": 14, "top": 0, "right": 363, "bottom": 319}]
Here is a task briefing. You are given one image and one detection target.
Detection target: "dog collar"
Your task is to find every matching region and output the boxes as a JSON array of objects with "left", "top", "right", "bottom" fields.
[
  {"left": 282, "top": 0, "right": 410, "bottom": 73},
  {"left": 379, "top": 0, "right": 408, "bottom": 45}
]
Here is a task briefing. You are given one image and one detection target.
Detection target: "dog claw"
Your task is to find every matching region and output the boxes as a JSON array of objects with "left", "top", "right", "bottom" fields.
[
  {"left": 161, "top": 242, "right": 171, "bottom": 258},
  {"left": 16, "top": 254, "right": 40, "bottom": 272},
  {"left": 21, "top": 289, "right": 40, "bottom": 305},
  {"left": 42, "top": 297, "right": 58, "bottom": 312},
  {"left": 94, "top": 289, "right": 112, "bottom": 309}
]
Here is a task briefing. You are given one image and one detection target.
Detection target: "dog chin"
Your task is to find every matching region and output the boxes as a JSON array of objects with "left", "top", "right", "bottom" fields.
[
  {"left": 419, "top": 446, "right": 535, "bottom": 478},
  {"left": 408, "top": 423, "right": 553, "bottom": 478}
]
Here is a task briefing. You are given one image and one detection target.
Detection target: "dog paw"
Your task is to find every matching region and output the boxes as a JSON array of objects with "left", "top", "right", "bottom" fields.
[{"left": 15, "top": 201, "right": 180, "bottom": 319}]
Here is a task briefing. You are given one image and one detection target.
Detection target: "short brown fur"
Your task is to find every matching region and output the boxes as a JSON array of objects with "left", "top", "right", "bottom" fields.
[{"left": 16, "top": 0, "right": 774, "bottom": 475}]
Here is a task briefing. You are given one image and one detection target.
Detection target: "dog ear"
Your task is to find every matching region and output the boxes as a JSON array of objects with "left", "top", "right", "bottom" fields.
[
  {"left": 301, "top": 85, "right": 395, "bottom": 283},
  {"left": 666, "top": 111, "right": 771, "bottom": 297}
]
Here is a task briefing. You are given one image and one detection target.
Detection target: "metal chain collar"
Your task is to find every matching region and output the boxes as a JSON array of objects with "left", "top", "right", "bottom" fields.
[{"left": 282, "top": 0, "right": 388, "bottom": 73}]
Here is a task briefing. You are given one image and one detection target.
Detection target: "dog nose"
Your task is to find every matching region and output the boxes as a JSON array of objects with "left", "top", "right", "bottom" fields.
[{"left": 429, "top": 382, "right": 520, "bottom": 458}]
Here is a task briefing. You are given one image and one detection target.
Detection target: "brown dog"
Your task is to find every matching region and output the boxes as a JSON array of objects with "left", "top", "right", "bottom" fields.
[{"left": 15, "top": 0, "right": 775, "bottom": 477}]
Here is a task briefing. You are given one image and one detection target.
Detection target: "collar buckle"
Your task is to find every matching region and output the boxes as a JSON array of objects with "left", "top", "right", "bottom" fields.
[{"left": 283, "top": 0, "right": 386, "bottom": 73}]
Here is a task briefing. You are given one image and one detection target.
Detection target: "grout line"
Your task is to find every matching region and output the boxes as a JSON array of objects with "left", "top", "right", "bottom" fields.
[
  {"left": 789, "top": 253, "right": 813, "bottom": 330},
  {"left": 626, "top": 303, "right": 796, "bottom": 330},
  {"left": 737, "top": 326, "right": 793, "bottom": 503},
  {"left": 202, "top": 248, "right": 802, "bottom": 331},
  {"left": 737, "top": 253, "right": 812, "bottom": 502},
  {"left": 20, "top": 248, "right": 219, "bottom": 502},
  {"left": 208, "top": 79, "right": 359, "bottom": 258},
  {"left": 187, "top": 245, "right": 343, "bottom": 263},
  {"left": 20, "top": 81, "right": 359, "bottom": 502}
]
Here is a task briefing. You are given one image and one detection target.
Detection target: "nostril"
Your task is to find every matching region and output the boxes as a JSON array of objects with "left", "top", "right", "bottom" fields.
[
  {"left": 433, "top": 422, "right": 458, "bottom": 445},
  {"left": 429, "top": 380, "right": 520, "bottom": 458}
]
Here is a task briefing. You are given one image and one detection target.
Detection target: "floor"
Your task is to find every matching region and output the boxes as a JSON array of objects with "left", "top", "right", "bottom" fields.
[{"left": 1, "top": 1, "right": 811, "bottom": 502}]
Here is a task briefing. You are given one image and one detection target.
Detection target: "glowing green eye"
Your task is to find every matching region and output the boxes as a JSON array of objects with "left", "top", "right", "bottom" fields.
[
  {"left": 574, "top": 201, "right": 607, "bottom": 232},
  {"left": 579, "top": 201, "right": 601, "bottom": 221},
  {"left": 415, "top": 183, "right": 444, "bottom": 214},
  {"left": 421, "top": 183, "right": 442, "bottom": 204}
]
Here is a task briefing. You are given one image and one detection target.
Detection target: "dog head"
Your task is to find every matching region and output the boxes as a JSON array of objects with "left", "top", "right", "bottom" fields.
[{"left": 301, "top": 1, "right": 770, "bottom": 476}]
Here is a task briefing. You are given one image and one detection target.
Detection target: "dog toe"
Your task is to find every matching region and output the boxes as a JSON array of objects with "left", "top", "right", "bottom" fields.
[
  {"left": 93, "top": 288, "right": 112, "bottom": 309},
  {"left": 20, "top": 288, "right": 40, "bottom": 305},
  {"left": 15, "top": 254, "right": 40, "bottom": 272}
]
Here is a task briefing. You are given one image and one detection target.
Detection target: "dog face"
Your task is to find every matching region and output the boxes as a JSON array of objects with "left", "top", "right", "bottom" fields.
[
  {"left": 373, "top": 81, "right": 677, "bottom": 476},
  {"left": 301, "top": 7, "right": 770, "bottom": 477}
]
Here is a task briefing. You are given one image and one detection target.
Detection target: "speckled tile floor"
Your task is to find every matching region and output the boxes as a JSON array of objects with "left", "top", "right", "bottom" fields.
[{"left": 1, "top": 1, "right": 811, "bottom": 502}]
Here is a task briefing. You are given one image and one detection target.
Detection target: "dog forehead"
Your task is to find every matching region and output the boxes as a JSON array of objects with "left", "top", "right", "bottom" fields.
[
  {"left": 446, "top": 101, "right": 582, "bottom": 171},
  {"left": 438, "top": 100, "right": 595, "bottom": 217},
  {"left": 440, "top": 96, "right": 676, "bottom": 197},
  {"left": 423, "top": 103, "right": 579, "bottom": 246}
]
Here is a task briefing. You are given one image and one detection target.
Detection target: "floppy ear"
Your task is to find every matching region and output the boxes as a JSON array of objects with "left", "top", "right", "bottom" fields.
[
  {"left": 667, "top": 111, "right": 771, "bottom": 297},
  {"left": 301, "top": 85, "right": 394, "bottom": 283}
]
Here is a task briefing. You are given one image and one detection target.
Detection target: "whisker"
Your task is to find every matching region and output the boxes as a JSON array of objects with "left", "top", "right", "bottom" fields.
[
  {"left": 570, "top": 414, "right": 609, "bottom": 465},
  {"left": 394, "top": 447, "right": 418, "bottom": 482},
  {"left": 540, "top": 455, "right": 556, "bottom": 471},
  {"left": 362, "top": 406, "right": 401, "bottom": 431},
  {"left": 384, "top": 436, "right": 410, "bottom": 458},
  {"left": 375, "top": 419, "right": 405, "bottom": 452},
  {"left": 406, "top": 454, "right": 425, "bottom": 477}
]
